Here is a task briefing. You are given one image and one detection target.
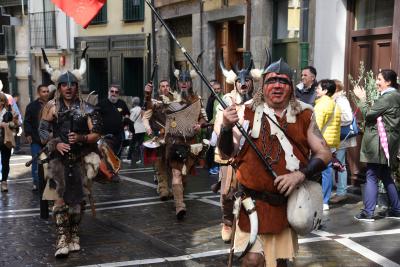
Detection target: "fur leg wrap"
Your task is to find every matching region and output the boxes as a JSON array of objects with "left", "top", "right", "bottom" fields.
[
  {"left": 155, "top": 156, "right": 171, "bottom": 200},
  {"left": 53, "top": 205, "right": 70, "bottom": 258},
  {"left": 172, "top": 184, "right": 186, "bottom": 220},
  {"left": 68, "top": 205, "right": 82, "bottom": 252}
]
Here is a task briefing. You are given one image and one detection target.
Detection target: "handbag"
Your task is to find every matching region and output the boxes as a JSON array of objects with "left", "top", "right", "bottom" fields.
[
  {"left": 2, "top": 106, "right": 13, "bottom": 123},
  {"left": 340, "top": 117, "right": 360, "bottom": 140},
  {"left": 287, "top": 180, "right": 323, "bottom": 235},
  {"left": 0, "top": 106, "right": 13, "bottom": 145}
]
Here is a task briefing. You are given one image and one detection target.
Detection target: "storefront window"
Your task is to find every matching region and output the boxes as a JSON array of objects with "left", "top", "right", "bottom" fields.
[
  {"left": 354, "top": 0, "right": 394, "bottom": 30},
  {"left": 276, "top": 0, "right": 300, "bottom": 39}
]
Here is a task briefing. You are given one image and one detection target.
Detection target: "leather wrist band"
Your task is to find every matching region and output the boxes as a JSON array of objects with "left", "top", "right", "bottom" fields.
[
  {"left": 78, "top": 134, "right": 88, "bottom": 143},
  {"left": 299, "top": 157, "right": 326, "bottom": 179}
]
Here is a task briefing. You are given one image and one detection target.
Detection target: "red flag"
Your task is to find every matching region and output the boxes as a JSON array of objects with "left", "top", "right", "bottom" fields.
[{"left": 51, "top": 0, "right": 106, "bottom": 29}]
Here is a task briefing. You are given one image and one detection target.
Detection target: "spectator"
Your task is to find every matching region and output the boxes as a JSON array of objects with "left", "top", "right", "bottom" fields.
[
  {"left": 12, "top": 92, "right": 22, "bottom": 154},
  {"left": 206, "top": 80, "right": 223, "bottom": 175},
  {"left": 97, "top": 85, "right": 130, "bottom": 156},
  {"left": 0, "top": 92, "right": 20, "bottom": 192},
  {"left": 128, "top": 97, "right": 146, "bottom": 165},
  {"left": 296, "top": 66, "right": 318, "bottom": 105},
  {"left": 314, "top": 79, "right": 342, "bottom": 210},
  {"left": 330, "top": 79, "right": 357, "bottom": 203},
  {"left": 23, "top": 84, "right": 50, "bottom": 191},
  {"left": 354, "top": 69, "right": 400, "bottom": 221}
]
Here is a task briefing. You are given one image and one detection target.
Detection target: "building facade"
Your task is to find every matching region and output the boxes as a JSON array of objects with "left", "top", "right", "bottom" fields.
[
  {"left": 74, "top": 0, "right": 152, "bottom": 102},
  {"left": 0, "top": 0, "right": 75, "bottom": 115},
  {"left": 312, "top": 0, "right": 400, "bottom": 84},
  {"left": 154, "top": 0, "right": 307, "bottom": 97}
]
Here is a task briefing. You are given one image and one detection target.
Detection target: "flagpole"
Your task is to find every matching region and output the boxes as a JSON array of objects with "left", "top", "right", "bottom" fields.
[{"left": 145, "top": 0, "right": 278, "bottom": 178}]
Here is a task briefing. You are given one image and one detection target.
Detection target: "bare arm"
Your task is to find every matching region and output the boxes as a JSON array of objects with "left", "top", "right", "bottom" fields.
[{"left": 274, "top": 113, "right": 331, "bottom": 196}]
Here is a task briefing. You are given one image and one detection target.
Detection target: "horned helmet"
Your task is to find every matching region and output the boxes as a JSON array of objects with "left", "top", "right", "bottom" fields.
[
  {"left": 41, "top": 46, "right": 88, "bottom": 88},
  {"left": 263, "top": 58, "right": 293, "bottom": 78},
  {"left": 173, "top": 69, "right": 198, "bottom": 83},
  {"left": 219, "top": 49, "right": 272, "bottom": 85},
  {"left": 219, "top": 49, "right": 271, "bottom": 104}
]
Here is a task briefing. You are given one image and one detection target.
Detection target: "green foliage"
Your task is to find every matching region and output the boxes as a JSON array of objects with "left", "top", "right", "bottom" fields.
[{"left": 348, "top": 61, "right": 379, "bottom": 111}]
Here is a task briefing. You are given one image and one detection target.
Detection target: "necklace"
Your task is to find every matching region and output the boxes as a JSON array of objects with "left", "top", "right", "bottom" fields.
[{"left": 261, "top": 114, "right": 288, "bottom": 165}]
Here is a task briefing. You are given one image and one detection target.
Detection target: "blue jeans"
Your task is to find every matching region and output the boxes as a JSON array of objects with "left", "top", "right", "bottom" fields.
[
  {"left": 363, "top": 163, "right": 400, "bottom": 215},
  {"left": 31, "top": 143, "right": 42, "bottom": 186},
  {"left": 335, "top": 148, "right": 347, "bottom": 196},
  {"left": 322, "top": 162, "right": 333, "bottom": 204}
]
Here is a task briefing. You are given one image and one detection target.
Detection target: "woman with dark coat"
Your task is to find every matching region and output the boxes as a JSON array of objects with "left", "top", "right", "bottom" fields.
[{"left": 354, "top": 69, "right": 400, "bottom": 221}]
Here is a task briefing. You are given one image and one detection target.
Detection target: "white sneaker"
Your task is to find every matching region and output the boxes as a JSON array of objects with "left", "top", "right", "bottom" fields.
[{"left": 323, "top": 204, "right": 330, "bottom": 211}]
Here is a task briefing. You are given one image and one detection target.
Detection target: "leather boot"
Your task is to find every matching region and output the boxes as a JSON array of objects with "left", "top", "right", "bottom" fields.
[
  {"left": 155, "top": 157, "right": 171, "bottom": 201},
  {"left": 1, "top": 181, "right": 8, "bottom": 192},
  {"left": 69, "top": 212, "right": 82, "bottom": 252},
  {"left": 54, "top": 205, "right": 70, "bottom": 258},
  {"left": 172, "top": 184, "right": 186, "bottom": 220}
]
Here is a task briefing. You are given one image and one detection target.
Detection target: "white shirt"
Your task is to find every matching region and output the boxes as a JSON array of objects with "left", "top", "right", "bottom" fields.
[{"left": 129, "top": 106, "right": 146, "bottom": 134}]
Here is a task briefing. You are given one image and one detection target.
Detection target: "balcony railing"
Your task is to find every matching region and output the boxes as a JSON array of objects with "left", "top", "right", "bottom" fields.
[
  {"left": 0, "top": 0, "right": 27, "bottom": 7},
  {"left": 29, "top": 11, "right": 57, "bottom": 48}
]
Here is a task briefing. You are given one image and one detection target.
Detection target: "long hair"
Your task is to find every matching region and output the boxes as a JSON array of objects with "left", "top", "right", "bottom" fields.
[{"left": 0, "top": 92, "right": 10, "bottom": 110}]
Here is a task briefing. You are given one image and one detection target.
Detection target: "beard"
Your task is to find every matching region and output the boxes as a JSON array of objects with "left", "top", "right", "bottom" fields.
[
  {"left": 108, "top": 95, "right": 118, "bottom": 103},
  {"left": 181, "top": 90, "right": 188, "bottom": 100},
  {"left": 241, "top": 92, "right": 252, "bottom": 103}
]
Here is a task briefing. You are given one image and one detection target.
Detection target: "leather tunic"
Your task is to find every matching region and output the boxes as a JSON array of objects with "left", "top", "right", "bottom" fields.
[{"left": 235, "top": 106, "right": 312, "bottom": 234}]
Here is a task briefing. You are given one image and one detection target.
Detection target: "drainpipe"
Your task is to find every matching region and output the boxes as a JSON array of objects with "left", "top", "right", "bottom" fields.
[
  {"left": 243, "top": 0, "right": 251, "bottom": 67},
  {"left": 199, "top": 0, "right": 204, "bottom": 93},
  {"left": 27, "top": 0, "right": 33, "bottom": 101},
  {"left": 299, "top": 0, "right": 309, "bottom": 70},
  {"left": 151, "top": 0, "right": 157, "bottom": 96},
  {"left": 245, "top": 0, "right": 251, "bottom": 51}
]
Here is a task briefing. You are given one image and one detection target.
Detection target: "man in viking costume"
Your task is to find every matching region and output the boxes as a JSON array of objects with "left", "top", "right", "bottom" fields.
[
  {"left": 142, "top": 79, "right": 173, "bottom": 200},
  {"left": 144, "top": 70, "right": 208, "bottom": 220},
  {"left": 214, "top": 55, "right": 260, "bottom": 242},
  {"left": 39, "top": 48, "right": 102, "bottom": 258},
  {"left": 219, "top": 58, "right": 331, "bottom": 266}
]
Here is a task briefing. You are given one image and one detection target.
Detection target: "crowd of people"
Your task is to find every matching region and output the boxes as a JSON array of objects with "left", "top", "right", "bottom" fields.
[{"left": 0, "top": 47, "right": 399, "bottom": 266}]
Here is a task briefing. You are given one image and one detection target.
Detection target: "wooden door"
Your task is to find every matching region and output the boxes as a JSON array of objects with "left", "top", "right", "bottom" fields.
[
  {"left": 215, "top": 20, "right": 244, "bottom": 94},
  {"left": 350, "top": 34, "right": 392, "bottom": 78}
]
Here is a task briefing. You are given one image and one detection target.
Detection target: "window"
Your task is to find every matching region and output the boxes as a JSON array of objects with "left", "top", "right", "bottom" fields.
[
  {"left": 354, "top": 0, "right": 394, "bottom": 30},
  {"left": 276, "top": 0, "right": 300, "bottom": 39},
  {"left": 123, "top": 0, "right": 144, "bottom": 22},
  {"left": 30, "top": 11, "right": 56, "bottom": 48},
  {"left": 90, "top": 3, "right": 107, "bottom": 25}
]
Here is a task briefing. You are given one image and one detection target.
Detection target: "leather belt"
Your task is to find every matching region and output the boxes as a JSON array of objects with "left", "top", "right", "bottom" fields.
[{"left": 239, "top": 184, "right": 287, "bottom": 206}]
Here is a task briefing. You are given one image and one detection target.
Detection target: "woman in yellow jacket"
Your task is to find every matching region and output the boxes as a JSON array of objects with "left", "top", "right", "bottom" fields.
[{"left": 314, "top": 79, "right": 341, "bottom": 210}]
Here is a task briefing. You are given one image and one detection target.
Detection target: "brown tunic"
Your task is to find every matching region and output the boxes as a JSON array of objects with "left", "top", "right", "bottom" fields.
[{"left": 235, "top": 106, "right": 313, "bottom": 234}]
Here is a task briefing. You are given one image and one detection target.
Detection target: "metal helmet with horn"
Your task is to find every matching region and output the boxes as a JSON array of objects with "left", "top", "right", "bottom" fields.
[
  {"left": 219, "top": 49, "right": 253, "bottom": 85},
  {"left": 41, "top": 46, "right": 89, "bottom": 87},
  {"left": 219, "top": 48, "right": 272, "bottom": 84},
  {"left": 263, "top": 57, "right": 292, "bottom": 77},
  {"left": 250, "top": 48, "right": 272, "bottom": 80},
  {"left": 173, "top": 51, "right": 202, "bottom": 83},
  {"left": 174, "top": 68, "right": 194, "bottom": 82}
]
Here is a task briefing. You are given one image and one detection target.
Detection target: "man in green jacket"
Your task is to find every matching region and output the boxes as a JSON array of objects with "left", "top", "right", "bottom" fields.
[{"left": 354, "top": 69, "right": 400, "bottom": 221}]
